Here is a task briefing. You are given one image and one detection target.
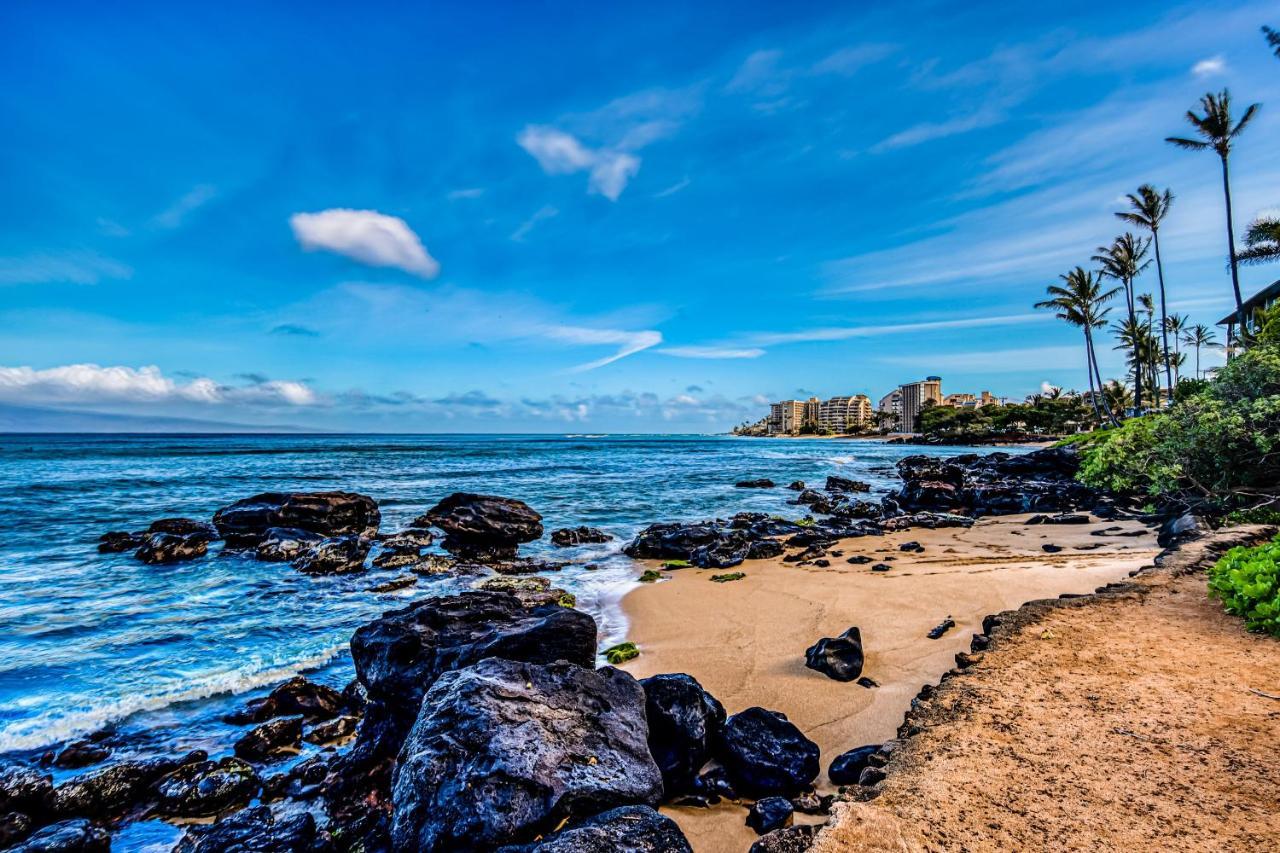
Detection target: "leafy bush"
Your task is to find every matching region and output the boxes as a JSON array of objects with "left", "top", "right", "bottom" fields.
[
  {"left": 1207, "top": 539, "right": 1280, "bottom": 636},
  {"left": 1224, "top": 506, "right": 1280, "bottom": 527},
  {"left": 1075, "top": 415, "right": 1180, "bottom": 494}
]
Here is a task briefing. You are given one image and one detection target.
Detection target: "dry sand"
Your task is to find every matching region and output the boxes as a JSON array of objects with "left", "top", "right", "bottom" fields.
[{"left": 618, "top": 513, "right": 1161, "bottom": 852}]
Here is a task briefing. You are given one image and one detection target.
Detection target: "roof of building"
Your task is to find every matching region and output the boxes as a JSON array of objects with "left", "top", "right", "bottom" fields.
[{"left": 1217, "top": 279, "right": 1280, "bottom": 326}]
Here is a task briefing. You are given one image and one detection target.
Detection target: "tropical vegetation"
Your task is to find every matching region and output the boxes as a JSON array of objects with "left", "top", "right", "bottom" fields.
[{"left": 1208, "top": 537, "right": 1280, "bottom": 637}]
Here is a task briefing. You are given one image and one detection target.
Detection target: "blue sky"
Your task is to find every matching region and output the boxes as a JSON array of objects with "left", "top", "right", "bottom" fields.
[{"left": 2, "top": 0, "right": 1278, "bottom": 431}]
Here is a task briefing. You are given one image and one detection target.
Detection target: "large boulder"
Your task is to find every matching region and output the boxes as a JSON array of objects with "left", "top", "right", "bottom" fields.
[
  {"left": 212, "top": 491, "right": 380, "bottom": 547},
  {"left": 327, "top": 592, "right": 597, "bottom": 818},
  {"left": 892, "top": 448, "right": 1097, "bottom": 518},
  {"left": 417, "top": 493, "right": 543, "bottom": 559},
  {"left": 134, "top": 532, "right": 209, "bottom": 564},
  {"left": 51, "top": 754, "right": 196, "bottom": 820},
  {"left": 624, "top": 523, "right": 754, "bottom": 569},
  {"left": 226, "top": 676, "right": 343, "bottom": 724},
  {"left": 717, "top": 708, "right": 820, "bottom": 797},
  {"left": 233, "top": 717, "right": 302, "bottom": 762},
  {"left": 0, "top": 763, "right": 53, "bottom": 817},
  {"left": 804, "top": 627, "right": 864, "bottom": 682},
  {"left": 153, "top": 757, "right": 259, "bottom": 818},
  {"left": 146, "top": 518, "right": 219, "bottom": 539},
  {"left": 174, "top": 805, "right": 315, "bottom": 853},
  {"left": 255, "top": 528, "right": 325, "bottom": 562},
  {"left": 9, "top": 819, "right": 108, "bottom": 853},
  {"left": 549, "top": 526, "right": 612, "bottom": 547},
  {"left": 639, "top": 674, "right": 725, "bottom": 794},
  {"left": 391, "top": 659, "right": 663, "bottom": 851},
  {"left": 292, "top": 535, "right": 370, "bottom": 575},
  {"left": 496, "top": 805, "right": 691, "bottom": 853}
]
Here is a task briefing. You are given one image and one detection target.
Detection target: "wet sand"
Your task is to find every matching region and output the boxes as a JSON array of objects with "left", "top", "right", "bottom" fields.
[{"left": 618, "top": 513, "right": 1160, "bottom": 853}]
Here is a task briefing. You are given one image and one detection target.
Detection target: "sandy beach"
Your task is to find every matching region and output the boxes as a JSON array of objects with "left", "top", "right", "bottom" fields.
[{"left": 618, "top": 513, "right": 1161, "bottom": 852}]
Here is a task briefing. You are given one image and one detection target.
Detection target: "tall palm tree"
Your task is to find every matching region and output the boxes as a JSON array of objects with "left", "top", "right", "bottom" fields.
[
  {"left": 1266, "top": 25, "right": 1280, "bottom": 59},
  {"left": 1166, "top": 90, "right": 1261, "bottom": 328},
  {"left": 1101, "top": 379, "right": 1133, "bottom": 415},
  {"left": 1164, "top": 312, "right": 1189, "bottom": 383},
  {"left": 1117, "top": 185, "right": 1175, "bottom": 393},
  {"left": 1035, "top": 267, "right": 1120, "bottom": 425},
  {"left": 1239, "top": 216, "right": 1280, "bottom": 265},
  {"left": 1093, "top": 234, "right": 1151, "bottom": 412},
  {"left": 1181, "top": 323, "right": 1220, "bottom": 379},
  {"left": 1136, "top": 294, "right": 1161, "bottom": 405}
]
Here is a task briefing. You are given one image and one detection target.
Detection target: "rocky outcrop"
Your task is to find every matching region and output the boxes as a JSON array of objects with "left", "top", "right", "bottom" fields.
[
  {"left": 640, "top": 673, "right": 726, "bottom": 794},
  {"left": 495, "top": 805, "right": 691, "bottom": 853},
  {"left": 327, "top": 592, "right": 597, "bottom": 821},
  {"left": 292, "top": 535, "right": 370, "bottom": 575},
  {"left": 9, "top": 818, "right": 108, "bottom": 853},
  {"left": 146, "top": 518, "right": 219, "bottom": 538},
  {"left": 233, "top": 716, "right": 302, "bottom": 761},
  {"left": 134, "top": 532, "right": 209, "bottom": 564},
  {"left": 736, "top": 479, "right": 776, "bottom": 489},
  {"left": 825, "top": 476, "right": 870, "bottom": 494},
  {"left": 473, "top": 576, "right": 573, "bottom": 609},
  {"left": 0, "top": 763, "right": 52, "bottom": 819},
  {"left": 717, "top": 708, "right": 820, "bottom": 797},
  {"left": 153, "top": 757, "right": 259, "bottom": 818},
  {"left": 391, "top": 658, "right": 663, "bottom": 851},
  {"left": 226, "top": 676, "right": 343, "bottom": 724},
  {"left": 416, "top": 493, "right": 543, "bottom": 559},
  {"left": 804, "top": 627, "right": 864, "bottom": 682},
  {"left": 255, "top": 528, "right": 325, "bottom": 562},
  {"left": 173, "top": 805, "right": 315, "bottom": 853},
  {"left": 892, "top": 447, "right": 1098, "bottom": 517},
  {"left": 550, "top": 526, "right": 612, "bottom": 547},
  {"left": 50, "top": 754, "right": 200, "bottom": 820},
  {"left": 212, "top": 491, "right": 380, "bottom": 547}
]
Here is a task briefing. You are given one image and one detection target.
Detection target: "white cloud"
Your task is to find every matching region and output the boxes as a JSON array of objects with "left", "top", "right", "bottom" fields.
[
  {"left": 0, "top": 252, "right": 132, "bottom": 286},
  {"left": 654, "top": 177, "right": 691, "bottom": 198},
  {"left": 870, "top": 107, "right": 1005, "bottom": 152},
  {"left": 751, "top": 313, "right": 1052, "bottom": 346},
  {"left": 447, "top": 187, "right": 485, "bottom": 200},
  {"left": 727, "top": 49, "right": 785, "bottom": 94},
  {"left": 153, "top": 184, "right": 217, "bottom": 229},
  {"left": 289, "top": 209, "right": 439, "bottom": 278},
  {"left": 0, "top": 364, "right": 319, "bottom": 407},
  {"left": 542, "top": 325, "right": 663, "bottom": 371},
  {"left": 658, "top": 345, "right": 766, "bottom": 359},
  {"left": 517, "top": 126, "right": 640, "bottom": 201},
  {"left": 511, "top": 205, "right": 559, "bottom": 242},
  {"left": 1192, "top": 56, "right": 1227, "bottom": 77}
]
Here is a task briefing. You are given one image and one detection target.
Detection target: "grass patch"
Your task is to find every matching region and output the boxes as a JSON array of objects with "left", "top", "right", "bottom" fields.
[
  {"left": 710, "top": 572, "right": 746, "bottom": 583},
  {"left": 638, "top": 569, "right": 663, "bottom": 583},
  {"left": 661, "top": 559, "right": 692, "bottom": 569},
  {"left": 603, "top": 641, "right": 639, "bottom": 665}
]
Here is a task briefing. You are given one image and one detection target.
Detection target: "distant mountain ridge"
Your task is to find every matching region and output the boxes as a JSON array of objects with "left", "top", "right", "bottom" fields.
[{"left": 0, "top": 403, "right": 314, "bottom": 433}]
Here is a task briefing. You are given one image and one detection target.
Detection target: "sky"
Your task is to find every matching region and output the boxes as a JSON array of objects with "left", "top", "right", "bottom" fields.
[{"left": 1, "top": 0, "right": 1278, "bottom": 432}]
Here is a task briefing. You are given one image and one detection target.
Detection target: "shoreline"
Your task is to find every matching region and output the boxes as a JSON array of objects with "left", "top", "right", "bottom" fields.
[{"left": 618, "top": 512, "right": 1160, "bottom": 852}]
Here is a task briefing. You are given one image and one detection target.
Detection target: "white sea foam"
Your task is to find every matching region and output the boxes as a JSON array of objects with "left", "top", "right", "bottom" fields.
[{"left": 0, "top": 643, "right": 348, "bottom": 752}]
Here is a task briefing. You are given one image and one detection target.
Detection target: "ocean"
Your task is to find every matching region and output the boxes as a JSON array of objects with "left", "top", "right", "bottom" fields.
[{"left": 0, "top": 434, "right": 1013, "bottom": 791}]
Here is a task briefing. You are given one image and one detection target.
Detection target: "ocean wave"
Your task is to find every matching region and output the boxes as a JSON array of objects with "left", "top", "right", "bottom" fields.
[{"left": 0, "top": 643, "right": 348, "bottom": 753}]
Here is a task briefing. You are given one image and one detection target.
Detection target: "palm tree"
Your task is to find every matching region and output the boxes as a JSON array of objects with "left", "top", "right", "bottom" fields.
[
  {"left": 1101, "top": 379, "right": 1133, "bottom": 415},
  {"left": 1181, "top": 323, "right": 1220, "bottom": 379},
  {"left": 1117, "top": 185, "right": 1175, "bottom": 393},
  {"left": 1136, "top": 294, "right": 1161, "bottom": 405},
  {"left": 1239, "top": 216, "right": 1280, "bottom": 265},
  {"left": 1093, "top": 234, "right": 1151, "bottom": 411},
  {"left": 1164, "top": 313, "right": 1189, "bottom": 383},
  {"left": 1166, "top": 90, "right": 1261, "bottom": 328},
  {"left": 1266, "top": 25, "right": 1280, "bottom": 59},
  {"left": 1035, "top": 267, "right": 1120, "bottom": 425}
]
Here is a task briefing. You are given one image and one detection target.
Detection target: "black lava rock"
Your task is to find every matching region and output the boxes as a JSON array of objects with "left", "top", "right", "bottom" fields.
[
  {"left": 717, "top": 707, "right": 819, "bottom": 797},
  {"left": 748, "top": 824, "right": 820, "bottom": 853},
  {"left": 828, "top": 745, "right": 879, "bottom": 785},
  {"left": 134, "top": 532, "right": 209, "bottom": 564},
  {"left": 549, "top": 526, "right": 612, "bottom": 547},
  {"left": 640, "top": 673, "right": 726, "bottom": 794},
  {"left": 804, "top": 627, "right": 864, "bottom": 681},
  {"left": 292, "top": 534, "right": 369, "bottom": 575},
  {"left": 735, "top": 479, "right": 776, "bottom": 489},
  {"left": 173, "top": 805, "right": 315, "bottom": 853},
  {"left": 255, "top": 527, "right": 325, "bottom": 562},
  {"left": 213, "top": 491, "right": 380, "bottom": 547},
  {"left": 495, "top": 805, "right": 692, "bottom": 852},
  {"left": 9, "top": 819, "right": 108, "bottom": 853},
  {"left": 746, "top": 797, "right": 794, "bottom": 835},
  {"left": 153, "top": 757, "right": 259, "bottom": 818},
  {"left": 825, "top": 476, "right": 870, "bottom": 493},
  {"left": 417, "top": 493, "right": 543, "bottom": 559},
  {"left": 233, "top": 716, "right": 302, "bottom": 762}
]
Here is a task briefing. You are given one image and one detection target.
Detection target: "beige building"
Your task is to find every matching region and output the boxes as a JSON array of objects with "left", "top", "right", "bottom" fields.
[
  {"left": 899, "top": 376, "right": 942, "bottom": 433},
  {"left": 877, "top": 389, "right": 902, "bottom": 427},
  {"left": 768, "top": 399, "right": 815, "bottom": 435},
  {"left": 819, "top": 395, "right": 872, "bottom": 432}
]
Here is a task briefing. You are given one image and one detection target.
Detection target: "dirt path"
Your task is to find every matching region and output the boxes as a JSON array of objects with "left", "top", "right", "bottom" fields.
[{"left": 813, "top": 526, "right": 1280, "bottom": 853}]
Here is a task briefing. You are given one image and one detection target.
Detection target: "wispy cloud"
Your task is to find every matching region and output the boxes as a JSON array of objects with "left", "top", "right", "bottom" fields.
[
  {"left": 870, "top": 107, "right": 1004, "bottom": 152},
  {"left": 517, "top": 125, "right": 640, "bottom": 200},
  {"left": 0, "top": 364, "right": 319, "bottom": 407},
  {"left": 152, "top": 184, "right": 217, "bottom": 229},
  {"left": 447, "top": 187, "right": 485, "bottom": 200},
  {"left": 750, "top": 313, "right": 1052, "bottom": 346},
  {"left": 658, "top": 345, "right": 765, "bottom": 359},
  {"left": 289, "top": 209, "right": 440, "bottom": 278},
  {"left": 270, "top": 323, "right": 321, "bottom": 337},
  {"left": 653, "top": 177, "right": 691, "bottom": 198},
  {"left": 0, "top": 252, "right": 132, "bottom": 286},
  {"left": 1191, "top": 56, "right": 1227, "bottom": 77},
  {"left": 543, "top": 325, "right": 663, "bottom": 371},
  {"left": 510, "top": 205, "right": 559, "bottom": 242}
]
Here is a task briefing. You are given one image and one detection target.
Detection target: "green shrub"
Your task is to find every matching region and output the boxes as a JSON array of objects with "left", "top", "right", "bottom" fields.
[
  {"left": 1076, "top": 415, "right": 1180, "bottom": 495},
  {"left": 710, "top": 572, "right": 745, "bottom": 583},
  {"left": 638, "top": 569, "right": 663, "bottom": 583},
  {"left": 1207, "top": 539, "right": 1280, "bottom": 636},
  {"left": 604, "top": 641, "right": 639, "bottom": 664},
  {"left": 1223, "top": 506, "right": 1280, "bottom": 527},
  {"left": 661, "top": 559, "right": 691, "bottom": 569}
]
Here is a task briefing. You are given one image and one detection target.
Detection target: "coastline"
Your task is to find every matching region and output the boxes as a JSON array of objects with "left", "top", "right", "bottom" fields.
[{"left": 618, "top": 512, "right": 1160, "bottom": 853}]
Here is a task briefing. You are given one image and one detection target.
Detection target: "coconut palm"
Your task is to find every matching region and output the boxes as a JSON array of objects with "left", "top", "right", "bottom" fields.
[
  {"left": 1116, "top": 185, "right": 1175, "bottom": 392},
  {"left": 1093, "top": 233, "right": 1151, "bottom": 412},
  {"left": 1101, "top": 379, "right": 1133, "bottom": 415},
  {"left": 1164, "top": 313, "right": 1189, "bottom": 383},
  {"left": 1166, "top": 90, "right": 1261, "bottom": 328},
  {"left": 1181, "top": 323, "right": 1220, "bottom": 379},
  {"left": 1239, "top": 216, "right": 1280, "bottom": 265},
  {"left": 1136, "top": 293, "right": 1162, "bottom": 404},
  {"left": 1035, "top": 267, "right": 1120, "bottom": 425},
  {"left": 1266, "top": 25, "right": 1280, "bottom": 59}
]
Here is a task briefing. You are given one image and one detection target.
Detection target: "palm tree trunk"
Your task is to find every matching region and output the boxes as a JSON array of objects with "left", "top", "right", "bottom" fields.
[
  {"left": 1221, "top": 154, "right": 1245, "bottom": 337},
  {"left": 1087, "top": 325, "right": 1118, "bottom": 425},
  {"left": 1083, "top": 330, "right": 1102, "bottom": 426},
  {"left": 1153, "top": 229, "right": 1173, "bottom": 395},
  {"left": 1195, "top": 342, "right": 1201, "bottom": 379},
  {"left": 1125, "top": 277, "right": 1142, "bottom": 415}
]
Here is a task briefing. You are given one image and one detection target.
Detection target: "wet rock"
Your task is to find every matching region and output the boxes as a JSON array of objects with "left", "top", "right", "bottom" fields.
[
  {"left": 640, "top": 673, "right": 726, "bottom": 794},
  {"left": 153, "top": 757, "right": 259, "bottom": 818},
  {"left": 735, "top": 479, "right": 776, "bottom": 489},
  {"left": 1042, "top": 543, "right": 1063, "bottom": 553},
  {"left": 830, "top": 500, "right": 882, "bottom": 521},
  {"left": 51, "top": 743, "right": 109, "bottom": 771},
  {"left": 212, "top": 491, "right": 380, "bottom": 547},
  {"left": 828, "top": 745, "right": 879, "bottom": 785},
  {"left": 51, "top": 754, "right": 197, "bottom": 820},
  {"left": 495, "top": 805, "right": 692, "bottom": 853},
  {"left": 898, "top": 541, "right": 924, "bottom": 553},
  {"left": 9, "top": 819, "right": 108, "bottom": 853},
  {"left": 1046, "top": 513, "right": 1091, "bottom": 525},
  {"left": 549, "top": 526, "right": 612, "bottom": 547},
  {"left": 225, "top": 676, "right": 342, "bottom": 725},
  {"left": 1158, "top": 513, "right": 1203, "bottom": 548},
  {"left": 304, "top": 714, "right": 358, "bottom": 745},
  {"left": 234, "top": 716, "right": 302, "bottom": 762},
  {"left": 787, "top": 481, "right": 805, "bottom": 491},
  {"left": 371, "top": 545, "right": 422, "bottom": 570},
  {"left": 96, "top": 531, "right": 145, "bottom": 553},
  {"left": 746, "top": 797, "right": 794, "bottom": 835},
  {"left": 805, "top": 628, "right": 864, "bottom": 682},
  {"left": 825, "top": 476, "right": 870, "bottom": 493},
  {"left": 173, "top": 805, "right": 316, "bottom": 853},
  {"left": 146, "top": 518, "right": 219, "bottom": 539},
  {"left": 488, "top": 556, "right": 570, "bottom": 576},
  {"left": 846, "top": 555, "right": 872, "bottom": 564},
  {"left": 472, "top": 575, "right": 570, "bottom": 608},
  {"left": 390, "top": 658, "right": 662, "bottom": 851},
  {"left": 370, "top": 574, "right": 417, "bottom": 592},
  {"left": 927, "top": 618, "right": 955, "bottom": 640},
  {"left": 0, "top": 811, "right": 32, "bottom": 847},
  {"left": 255, "top": 527, "right": 325, "bottom": 562},
  {"left": 749, "top": 824, "right": 820, "bottom": 853},
  {"left": 134, "top": 532, "right": 208, "bottom": 564},
  {"left": 378, "top": 528, "right": 435, "bottom": 548},
  {"left": 792, "top": 490, "right": 837, "bottom": 515},
  {"left": 692, "top": 766, "right": 737, "bottom": 801},
  {"left": 0, "top": 764, "right": 52, "bottom": 817},
  {"left": 717, "top": 707, "right": 820, "bottom": 797},
  {"left": 624, "top": 523, "right": 753, "bottom": 570},
  {"left": 417, "top": 493, "right": 543, "bottom": 559},
  {"left": 293, "top": 534, "right": 370, "bottom": 575},
  {"left": 328, "top": 591, "right": 597, "bottom": 818}
]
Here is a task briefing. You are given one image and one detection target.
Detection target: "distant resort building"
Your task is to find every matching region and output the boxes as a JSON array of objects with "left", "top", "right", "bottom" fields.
[
  {"left": 742, "top": 380, "right": 1000, "bottom": 437},
  {"left": 819, "top": 395, "right": 873, "bottom": 433},
  {"left": 877, "top": 389, "right": 902, "bottom": 426},
  {"left": 898, "top": 376, "right": 943, "bottom": 433},
  {"left": 766, "top": 394, "right": 871, "bottom": 435}
]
